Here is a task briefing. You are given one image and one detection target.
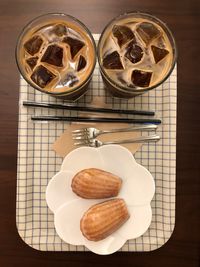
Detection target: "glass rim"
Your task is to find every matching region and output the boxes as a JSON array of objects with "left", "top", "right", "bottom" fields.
[
  {"left": 97, "top": 11, "right": 178, "bottom": 93},
  {"left": 15, "top": 13, "right": 96, "bottom": 96}
]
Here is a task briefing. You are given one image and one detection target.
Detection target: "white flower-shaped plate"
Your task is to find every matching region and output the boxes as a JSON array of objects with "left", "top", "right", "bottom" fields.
[{"left": 46, "top": 145, "right": 155, "bottom": 255}]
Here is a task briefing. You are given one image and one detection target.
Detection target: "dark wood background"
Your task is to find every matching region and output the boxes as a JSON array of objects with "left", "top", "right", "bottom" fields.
[{"left": 0, "top": 0, "right": 199, "bottom": 266}]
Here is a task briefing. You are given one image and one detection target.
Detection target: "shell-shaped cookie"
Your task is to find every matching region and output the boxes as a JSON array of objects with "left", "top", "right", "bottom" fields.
[
  {"left": 80, "top": 198, "right": 130, "bottom": 241},
  {"left": 71, "top": 168, "right": 122, "bottom": 199}
]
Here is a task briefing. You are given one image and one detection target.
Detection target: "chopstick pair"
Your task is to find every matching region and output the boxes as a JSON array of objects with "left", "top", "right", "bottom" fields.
[{"left": 23, "top": 100, "right": 161, "bottom": 124}]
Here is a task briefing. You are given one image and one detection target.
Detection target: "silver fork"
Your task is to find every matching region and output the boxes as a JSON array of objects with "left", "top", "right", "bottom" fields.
[
  {"left": 74, "top": 135, "right": 160, "bottom": 147},
  {"left": 72, "top": 124, "right": 158, "bottom": 140}
]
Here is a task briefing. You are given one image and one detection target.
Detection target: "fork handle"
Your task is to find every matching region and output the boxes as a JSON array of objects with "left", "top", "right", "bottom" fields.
[
  {"left": 99, "top": 124, "right": 158, "bottom": 135},
  {"left": 102, "top": 135, "right": 160, "bottom": 145}
]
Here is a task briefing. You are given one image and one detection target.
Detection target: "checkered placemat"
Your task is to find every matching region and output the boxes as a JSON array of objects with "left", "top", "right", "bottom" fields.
[{"left": 16, "top": 34, "right": 176, "bottom": 252}]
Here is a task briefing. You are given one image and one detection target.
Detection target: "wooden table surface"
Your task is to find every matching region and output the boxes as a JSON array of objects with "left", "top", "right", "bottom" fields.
[{"left": 0, "top": 0, "right": 199, "bottom": 266}]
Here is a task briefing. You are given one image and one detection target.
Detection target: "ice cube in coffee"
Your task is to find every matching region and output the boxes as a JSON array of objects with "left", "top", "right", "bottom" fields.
[
  {"left": 61, "top": 71, "right": 79, "bottom": 87},
  {"left": 136, "top": 22, "right": 160, "bottom": 45},
  {"left": 63, "top": 36, "right": 85, "bottom": 59},
  {"left": 41, "top": 44, "right": 64, "bottom": 67},
  {"left": 24, "top": 35, "right": 43, "bottom": 56},
  {"left": 77, "top": 55, "right": 87, "bottom": 71},
  {"left": 125, "top": 41, "right": 144, "bottom": 64},
  {"left": 16, "top": 14, "right": 96, "bottom": 99},
  {"left": 98, "top": 12, "right": 177, "bottom": 98},
  {"left": 26, "top": 57, "right": 38, "bottom": 69},
  {"left": 151, "top": 45, "right": 169, "bottom": 63},
  {"left": 112, "top": 25, "right": 135, "bottom": 47},
  {"left": 52, "top": 24, "right": 67, "bottom": 37},
  {"left": 31, "top": 65, "right": 56, "bottom": 88},
  {"left": 131, "top": 69, "right": 152, "bottom": 87},
  {"left": 103, "top": 51, "right": 124, "bottom": 69}
]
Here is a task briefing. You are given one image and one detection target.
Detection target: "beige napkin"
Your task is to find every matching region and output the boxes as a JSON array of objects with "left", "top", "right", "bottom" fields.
[{"left": 52, "top": 123, "right": 142, "bottom": 157}]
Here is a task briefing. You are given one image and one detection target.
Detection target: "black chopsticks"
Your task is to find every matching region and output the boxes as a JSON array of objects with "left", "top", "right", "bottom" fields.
[
  {"left": 31, "top": 115, "right": 161, "bottom": 124},
  {"left": 24, "top": 100, "right": 161, "bottom": 124},
  {"left": 23, "top": 101, "right": 155, "bottom": 116}
]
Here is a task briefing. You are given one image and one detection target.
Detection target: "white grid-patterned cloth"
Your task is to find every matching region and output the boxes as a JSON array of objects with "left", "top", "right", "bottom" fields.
[{"left": 16, "top": 34, "right": 176, "bottom": 252}]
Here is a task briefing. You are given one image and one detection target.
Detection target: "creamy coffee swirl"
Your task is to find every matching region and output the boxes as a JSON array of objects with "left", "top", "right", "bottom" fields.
[
  {"left": 19, "top": 20, "right": 95, "bottom": 93},
  {"left": 99, "top": 17, "right": 173, "bottom": 89}
]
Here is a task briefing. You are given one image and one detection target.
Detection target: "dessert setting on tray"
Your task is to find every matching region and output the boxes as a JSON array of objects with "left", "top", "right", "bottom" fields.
[{"left": 16, "top": 12, "right": 177, "bottom": 254}]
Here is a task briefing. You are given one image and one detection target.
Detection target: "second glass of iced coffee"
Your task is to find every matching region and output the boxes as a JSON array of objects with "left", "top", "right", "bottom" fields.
[{"left": 98, "top": 12, "right": 177, "bottom": 98}]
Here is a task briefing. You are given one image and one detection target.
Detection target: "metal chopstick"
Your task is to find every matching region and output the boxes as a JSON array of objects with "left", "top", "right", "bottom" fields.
[
  {"left": 31, "top": 115, "right": 161, "bottom": 124},
  {"left": 23, "top": 101, "right": 155, "bottom": 116}
]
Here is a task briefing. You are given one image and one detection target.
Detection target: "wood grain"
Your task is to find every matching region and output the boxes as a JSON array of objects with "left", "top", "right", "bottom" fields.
[{"left": 0, "top": 0, "right": 200, "bottom": 266}]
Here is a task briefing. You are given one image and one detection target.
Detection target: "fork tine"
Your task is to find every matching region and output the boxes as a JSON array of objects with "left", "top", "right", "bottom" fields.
[
  {"left": 74, "top": 141, "right": 85, "bottom": 146},
  {"left": 72, "top": 132, "right": 87, "bottom": 137},
  {"left": 74, "top": 140, "right": 90, "bottom": 146},
  {"left": 72, "top": 128, "right": 88, "bottom": 133},
  {"left": 72, "top": 129, "right": 85, "bottom": 134},
  {"left": 72, "top": 136, "right": 89, "bottom": 140}
]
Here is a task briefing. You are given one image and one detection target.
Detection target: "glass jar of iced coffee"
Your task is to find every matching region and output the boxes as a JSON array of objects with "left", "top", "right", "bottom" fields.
[
  {"left": 98, "top": 12, "right": 177, "bottom": 98},
  {"left": 16, "top": 13, "right": 96, "bottom": 100}
]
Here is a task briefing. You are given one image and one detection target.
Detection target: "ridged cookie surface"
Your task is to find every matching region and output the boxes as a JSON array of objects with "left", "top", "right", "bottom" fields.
[
  {"left": 71, "top": 168, "right": 122, "bottom": 199},
  {"left": 80, "top": 198, "right": 130, "bottom": 241}
]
